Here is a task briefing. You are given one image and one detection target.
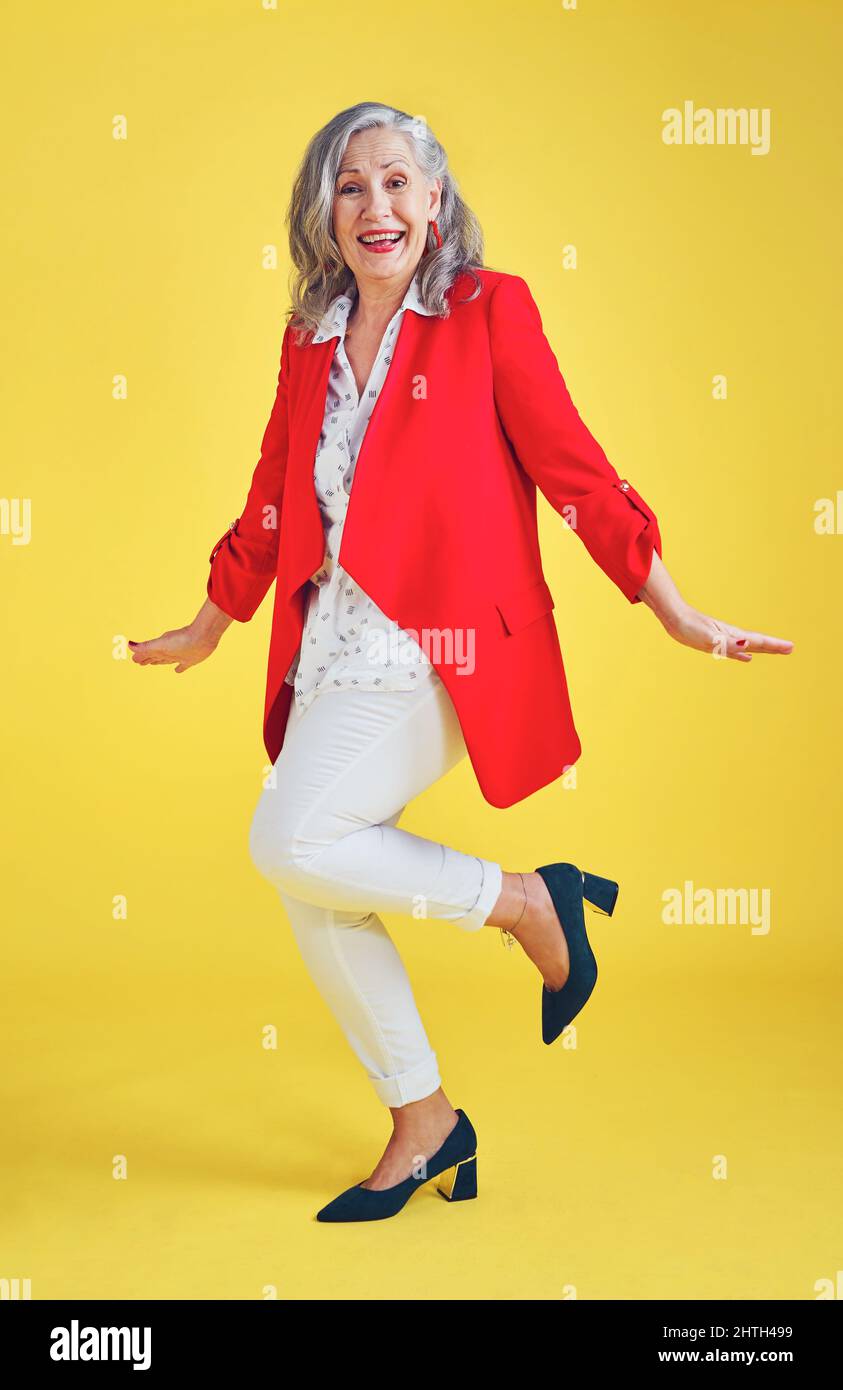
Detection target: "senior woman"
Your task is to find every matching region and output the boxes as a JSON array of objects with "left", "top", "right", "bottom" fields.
[{"left": 129, "top": 101, "right": 793, "bottom": 1223}]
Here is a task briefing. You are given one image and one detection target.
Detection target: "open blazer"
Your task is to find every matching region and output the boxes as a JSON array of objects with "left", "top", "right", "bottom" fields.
[{"left": 206, "top": 267, "right": 662, "bottom": 809}]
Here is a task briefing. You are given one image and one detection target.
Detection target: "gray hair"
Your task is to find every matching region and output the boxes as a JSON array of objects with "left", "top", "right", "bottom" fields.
[{"left": 285, "top": 102, "right": 485, "bottom": 342}]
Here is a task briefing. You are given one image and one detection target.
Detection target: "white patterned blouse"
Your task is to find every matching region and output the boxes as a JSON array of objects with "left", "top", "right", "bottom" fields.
[{"left": 283, "top": 275, "right": 436, "bottom": 712}]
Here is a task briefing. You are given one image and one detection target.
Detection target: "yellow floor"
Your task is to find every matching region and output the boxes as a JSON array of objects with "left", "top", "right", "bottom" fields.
[{"left": 4, "top": 922, "right": 840, "bottom": 1300}]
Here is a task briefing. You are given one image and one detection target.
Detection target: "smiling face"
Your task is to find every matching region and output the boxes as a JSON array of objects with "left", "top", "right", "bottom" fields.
[{"left": 331, "top": 128, "right": 442, "bottom": 293}]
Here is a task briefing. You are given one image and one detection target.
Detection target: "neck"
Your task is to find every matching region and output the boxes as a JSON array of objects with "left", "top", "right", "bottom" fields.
[{"left": 350, "top": 270, "right": 416, "bottom": 332}]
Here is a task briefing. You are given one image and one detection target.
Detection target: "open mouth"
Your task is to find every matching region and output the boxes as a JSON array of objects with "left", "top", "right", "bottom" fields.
[{"left": 356, "top": 230, "right": 406, "bottom": 254}]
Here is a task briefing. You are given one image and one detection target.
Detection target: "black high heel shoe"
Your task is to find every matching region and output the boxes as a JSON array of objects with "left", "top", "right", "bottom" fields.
[
  {"left": 534, "top": 863, "right": 619, "bottom": 1044},
  {"left": 315, "top": 1109, "right": 478, "bottom": 1223}
]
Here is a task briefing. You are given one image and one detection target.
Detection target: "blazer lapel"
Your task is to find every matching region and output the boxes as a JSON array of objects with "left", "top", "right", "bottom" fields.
[
  {"left": 283, "top": 340, "right": 336, "bottom": 597},
  {"left": 340, "top": 305, "right": 419, "bottom": 507},
  {"left": 282, "top": 307, "right": 425, "bottom": 599}
]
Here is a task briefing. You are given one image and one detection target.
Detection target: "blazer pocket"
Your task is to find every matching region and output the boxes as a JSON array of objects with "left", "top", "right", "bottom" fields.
[{"left": 495, "top": 577, "right": 555, "bottom": 635}]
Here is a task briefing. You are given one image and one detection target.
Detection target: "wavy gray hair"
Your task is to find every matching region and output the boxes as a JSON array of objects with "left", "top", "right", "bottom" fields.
[{"left": 285, "top": 102, "right": 485, "bottom": 342}]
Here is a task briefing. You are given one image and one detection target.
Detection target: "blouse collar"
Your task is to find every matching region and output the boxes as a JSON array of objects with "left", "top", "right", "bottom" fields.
[{"left": 311, "top": 274, "right": 434, "bottom": 345}]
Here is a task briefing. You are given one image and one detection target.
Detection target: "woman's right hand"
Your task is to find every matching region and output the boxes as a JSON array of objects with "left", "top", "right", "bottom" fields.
[{"left": 129, "top": 600, "right": 234, "bottom": 674}]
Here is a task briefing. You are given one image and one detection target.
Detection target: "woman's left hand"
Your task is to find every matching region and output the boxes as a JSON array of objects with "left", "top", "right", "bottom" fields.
[
  {"left": 638, "top": 552, "right": 794, "bottom": 661},
  {"left": 661, "top": 604, "right": 795, "bottom": 662}
]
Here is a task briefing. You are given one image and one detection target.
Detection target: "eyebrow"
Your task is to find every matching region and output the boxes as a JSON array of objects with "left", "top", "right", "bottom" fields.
[{"left": 336, "top": 159, "right": 410, "bottom": 177}]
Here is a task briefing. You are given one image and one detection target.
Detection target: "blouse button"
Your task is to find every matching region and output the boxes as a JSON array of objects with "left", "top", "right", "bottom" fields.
[{"left": 618, "top": 480, "right": 630, "bottom": 490}]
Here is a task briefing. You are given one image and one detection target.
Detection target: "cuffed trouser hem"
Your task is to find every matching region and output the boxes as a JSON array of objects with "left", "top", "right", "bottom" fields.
[
  {"left": 371, "top": 1051, "right": 442, "bottom": 1108},
  {"left": 458, "top": 857, "right": 504, "bottom": 933}
]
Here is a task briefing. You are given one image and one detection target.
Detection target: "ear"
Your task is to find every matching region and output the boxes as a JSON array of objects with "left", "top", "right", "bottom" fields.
[{"left": 428, "top": 177, "right": 443, "bottom": 219}]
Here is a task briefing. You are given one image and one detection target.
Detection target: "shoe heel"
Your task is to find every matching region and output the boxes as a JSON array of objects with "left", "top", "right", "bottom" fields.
[
  {"left": 436, "top": 1154, "right": 478, "bottom": 1202},
  {"left": 581, "top": 872, "right": 619, "bottom": 917}
]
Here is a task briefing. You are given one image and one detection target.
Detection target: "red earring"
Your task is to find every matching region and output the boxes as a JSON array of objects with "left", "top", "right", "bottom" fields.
[{"left": 429, "top": 219, "right": 443, "bottom": 249}]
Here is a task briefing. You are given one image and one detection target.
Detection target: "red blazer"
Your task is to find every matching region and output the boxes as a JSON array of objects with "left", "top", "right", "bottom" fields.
[{"left": 206, "top": 267, "right": 661, "bottom": 809}]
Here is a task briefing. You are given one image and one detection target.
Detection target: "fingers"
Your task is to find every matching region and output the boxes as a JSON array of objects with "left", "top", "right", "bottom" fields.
[
  {"left": 128, "top": 642, "right": 192, "bottom": 671},
  {"left": 728, "top": 628, "right": 795, "bottom": 656},
  {"left": 704, "top": 624, "right": 753, "bottom": 661},
  {"left": 704, "top": 619, "right": 794, "bottom": 661},
  {"left": 131, "top": 650, "right": 175, "bottom": 666},
  {"left": 129, "top": 639, "right": 176, "bottom": 666},
  {"left": 128, "top": 640, "right": 159, "bottom": 664},
  {"left": 723, "top": 632, "right": 753, "bottom": 661},
  {"left": 128, "top": 637, "right": 172, "bottom": 660}
]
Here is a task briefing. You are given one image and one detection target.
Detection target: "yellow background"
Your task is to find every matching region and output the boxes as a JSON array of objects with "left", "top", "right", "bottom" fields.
[{"left": 2, "top": 0, "right": 840, "bottom": 1300}]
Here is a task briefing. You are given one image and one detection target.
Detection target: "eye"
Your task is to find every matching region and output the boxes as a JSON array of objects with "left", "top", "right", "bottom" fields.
[
  {"left": 337, "top": 182, "right": 362, "bottom": 196},
  {"left": 387, "top": 176, "right": 407, "bottom": 189}
]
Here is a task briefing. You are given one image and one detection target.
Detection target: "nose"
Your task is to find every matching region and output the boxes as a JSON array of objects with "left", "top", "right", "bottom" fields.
[{"left": 360, "top": 184, "right": 394, "bottom": 223}]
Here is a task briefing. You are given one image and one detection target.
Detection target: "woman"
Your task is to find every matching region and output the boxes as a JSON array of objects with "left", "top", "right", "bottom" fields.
[{"left": 129, "top": 102, "right": 793, "bottom": 1223}]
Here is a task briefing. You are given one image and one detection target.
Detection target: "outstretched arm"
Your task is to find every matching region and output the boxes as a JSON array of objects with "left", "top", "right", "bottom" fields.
[{"left": 489, "top": 276, "right": 793, "bottom": 663}]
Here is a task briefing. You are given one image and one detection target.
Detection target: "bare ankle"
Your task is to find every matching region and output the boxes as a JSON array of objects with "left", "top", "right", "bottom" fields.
[
  {"left": 487, "top": 870, "right": 530, "bottom": 931},
  {"left": 389, "top": 1090, "right": 457, "bottom": 1138},
  {"left": 488, "top": 870, "right": 553, "bottom": 935}
]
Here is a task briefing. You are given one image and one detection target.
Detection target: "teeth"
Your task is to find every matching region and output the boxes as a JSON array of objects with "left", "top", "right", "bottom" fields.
[{"left": 359, "top": 232, "right": 403, "bottom": 243}]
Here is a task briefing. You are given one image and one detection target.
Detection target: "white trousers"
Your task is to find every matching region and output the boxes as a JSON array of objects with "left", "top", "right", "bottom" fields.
[{"left": 248, "top": 672, "right": 503, "bottom": 1107}]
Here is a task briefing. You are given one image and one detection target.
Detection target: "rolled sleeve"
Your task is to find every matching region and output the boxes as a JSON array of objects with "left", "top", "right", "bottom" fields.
[{"left": 571, "top": 477, "right": 662, "bottom": 604}]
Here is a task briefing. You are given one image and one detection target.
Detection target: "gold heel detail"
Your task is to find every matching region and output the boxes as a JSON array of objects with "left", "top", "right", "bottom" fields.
[
  {"left": 436, "top": 1163, "right": 458, "bottom": 1198},
  {"left": 582, "top": 896, "right": 612, "bottom": 916},
  {"left": 436, "top": 1154, "right": 477, "bottom": 1201}
]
